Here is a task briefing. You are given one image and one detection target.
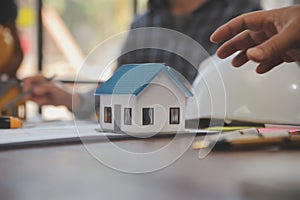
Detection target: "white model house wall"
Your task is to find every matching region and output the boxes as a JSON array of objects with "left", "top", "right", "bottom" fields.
[
  {"left": 99, "top": 94, "right": 135, "bottom": 131},
  {"left": 99, "top": 70, "right": 187, "bottom": 134},
  {"left": 135, "top": 70, "right": 186, "bottom": 133}
]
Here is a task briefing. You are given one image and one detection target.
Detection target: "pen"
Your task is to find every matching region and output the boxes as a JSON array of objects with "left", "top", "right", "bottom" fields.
[
  {"left": 0, "top": 116, "right": 22, "bottom": 129},
  {"left": 1, "top": 75, "right": 56, "bottom": 111},
  {"left": 205, "top": 126, "right": 263, "bottom": 131}
]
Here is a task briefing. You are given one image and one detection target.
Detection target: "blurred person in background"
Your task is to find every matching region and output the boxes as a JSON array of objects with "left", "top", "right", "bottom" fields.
[
  {"left": 0, "top": 0, "right": 23, "bottom": 80},
  {"left": 23, "top": 0, "right": 261, "bottom": 118},
  {"left": 119, "top": 0, "right": 261, "bottom": 83}
]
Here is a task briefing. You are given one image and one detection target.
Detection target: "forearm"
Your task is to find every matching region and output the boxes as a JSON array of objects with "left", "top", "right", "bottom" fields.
[{"left": 72, "top": 92, "right": 97, "bottom": 119}]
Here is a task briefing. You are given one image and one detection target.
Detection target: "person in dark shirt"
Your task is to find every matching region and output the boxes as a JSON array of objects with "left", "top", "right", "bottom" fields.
[
  {"left": 119, "top": 0, "right": 261, "bottom": 83},
  {"left": 0, "top": 0, "right": 23, "bottom": 79}
]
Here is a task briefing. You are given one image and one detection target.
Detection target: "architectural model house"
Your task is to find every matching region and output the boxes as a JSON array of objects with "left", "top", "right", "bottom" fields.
[{"left": 94, "top": 63, "right": 193, "bottom": 134}]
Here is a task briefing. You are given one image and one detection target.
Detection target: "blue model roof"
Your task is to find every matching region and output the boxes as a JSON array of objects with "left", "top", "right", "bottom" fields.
[{"left": 94, "top": 63, "right": 193, "bottom": 96}]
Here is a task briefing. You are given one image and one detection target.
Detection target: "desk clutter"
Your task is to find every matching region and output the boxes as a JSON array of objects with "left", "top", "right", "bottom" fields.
[{"left": 193, "top": 126, "right": 300, "bottom": 151}]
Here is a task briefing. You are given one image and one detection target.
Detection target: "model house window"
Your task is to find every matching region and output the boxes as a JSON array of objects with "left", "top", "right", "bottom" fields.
[
  {"left": 124, "top": 108, "right": 132, "bottom": 125},
  {"left": 143, "top": 108, "right": 154, "bottom": 125},
  {"left": 104, "top": 107, "right": 112, "bottom": 123},
  {"left": 170, "top": 107, "right": 180, "bottom": 124}
]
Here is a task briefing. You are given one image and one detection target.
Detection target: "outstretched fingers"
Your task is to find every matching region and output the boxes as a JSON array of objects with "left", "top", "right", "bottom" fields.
[
  {"left": 216, "top": 30, "right": 269, "bottom": 59},
  {"left": 256, "top": 58, "right": 283, "bottom": 74},
  {"left": 210, "top": 10, "right": 269, "bottom": 44},
  {"left": 247, "top": 21, "right": 300, "bottom": 62}
]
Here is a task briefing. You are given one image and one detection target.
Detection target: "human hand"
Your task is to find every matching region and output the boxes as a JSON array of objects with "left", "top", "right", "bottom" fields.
[
  {"left": 210, "top": 5, "right": 300, "bottom": 73},
  {"left": 22, "top": 75, "right": 80, "bottom": 110}
]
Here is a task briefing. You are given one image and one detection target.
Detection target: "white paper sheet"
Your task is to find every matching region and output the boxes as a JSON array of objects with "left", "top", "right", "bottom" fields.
[
  {"left": 0, "top": 120, "right": 214, "bottom": 148},
  {"left": 0, "top": 121, "right": 122, "bottom": 148}
]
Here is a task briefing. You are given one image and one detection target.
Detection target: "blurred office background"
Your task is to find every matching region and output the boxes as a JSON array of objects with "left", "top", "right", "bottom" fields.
[{"left": 14, "top": 0, "right": 296, "bottom": 120}]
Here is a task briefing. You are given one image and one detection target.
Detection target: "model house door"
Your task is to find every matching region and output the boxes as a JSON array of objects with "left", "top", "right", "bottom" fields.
[{"left": 114, "top": 104, "right": 121, "bottom": 131}]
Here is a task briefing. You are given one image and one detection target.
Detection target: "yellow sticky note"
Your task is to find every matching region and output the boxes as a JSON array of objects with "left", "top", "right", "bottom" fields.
[{"left": 192, "top": 141, "right": 210, "bottom": 150}]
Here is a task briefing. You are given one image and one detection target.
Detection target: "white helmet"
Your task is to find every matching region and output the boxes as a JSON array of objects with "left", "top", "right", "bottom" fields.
[{"left": 186, "top": 54, "right": 300, "bottom": 125}]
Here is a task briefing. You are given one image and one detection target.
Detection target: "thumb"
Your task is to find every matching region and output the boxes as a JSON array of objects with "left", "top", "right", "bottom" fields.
[{"left": 247, "top": 23, "right": 298, "bottom": 62}]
